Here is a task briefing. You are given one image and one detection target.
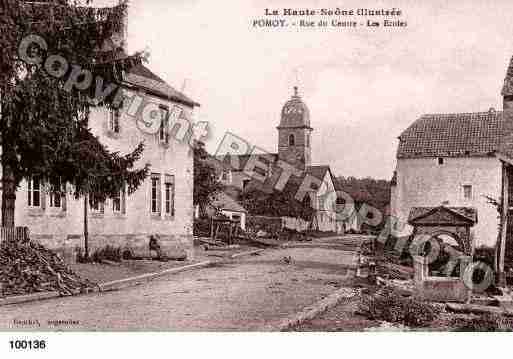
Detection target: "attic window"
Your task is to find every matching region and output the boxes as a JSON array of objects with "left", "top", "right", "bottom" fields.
[{"left": 438, "top": 157, "right": 444, "bottom": 165}]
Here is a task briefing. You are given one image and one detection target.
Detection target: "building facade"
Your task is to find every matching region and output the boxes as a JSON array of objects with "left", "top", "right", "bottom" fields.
[
  {"left": 390, "top": 57, "right": 513, "bottom": 250},
  {"left": 1, "top": 63, "right": 199, "bottom": 259}
]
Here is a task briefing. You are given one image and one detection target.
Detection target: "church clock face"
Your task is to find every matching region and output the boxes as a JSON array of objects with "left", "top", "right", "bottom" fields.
[{"left": 284, "top": 105, "right": 304, "bottom": 115}]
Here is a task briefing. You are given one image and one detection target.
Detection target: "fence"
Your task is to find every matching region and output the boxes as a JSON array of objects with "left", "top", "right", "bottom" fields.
[
  {"left": 0, "top": 227, "right": 29, "bottom": 243},
  {"left": 246, "top": 215, "right": 311, "bottom": 234}
]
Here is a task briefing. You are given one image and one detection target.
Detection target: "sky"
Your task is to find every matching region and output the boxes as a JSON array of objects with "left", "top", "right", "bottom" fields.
[{"left": 96, "top": 0, "right": 513, "bottom": 180}]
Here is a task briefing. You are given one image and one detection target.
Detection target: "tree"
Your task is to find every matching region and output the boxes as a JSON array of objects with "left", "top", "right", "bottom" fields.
[
  {"left": 241, "top": 177, "right": 314, "bottom": 222},
  {"left": 193, "top": 141, "right": 223, "bottom": 216},
  {"left": 1, "top": 0, "right": 147, "bottom": 230}
]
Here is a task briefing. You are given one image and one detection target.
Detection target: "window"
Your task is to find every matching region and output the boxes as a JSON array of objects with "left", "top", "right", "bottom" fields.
[
  {"left": 49, "top": 178, "right": 64, "bottom": 208},
  {"left": 89, "top": 195, "right": 104, "bottom": 213},
  {"left": 164, "top": 175, "right": 175, "bottom": 216},
  {"left": 151, "top": 173, "right": 161, "bottom": 215},
  {"left": 27, "top": 176, "right": 41, "bottom": 208},
  {"left": 112, "top": 188, "right": 125, "bottom": 214},
  {"left": 438, "top": 157, "right": 444, "bottom": 165},
  {"left": 159, "top": 106, "right": 170, "bottom": 145},
  {"left": 242, "top": 179, "right": 250, "bottom": 190},
  {"left": 289, "top": 133, "right": 295, "bottom": 146},
  {"left": 109, "top": 109, "right": 120, "bottom": 133},
  {"left": 306, "top": 134, "right": 310, "bottom": 147},
  {"left": 463, "top": 185, "right": 473, "bottom": 200}
]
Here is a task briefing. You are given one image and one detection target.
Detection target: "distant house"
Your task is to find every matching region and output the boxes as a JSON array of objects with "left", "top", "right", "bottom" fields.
[
  {"left": 391, "top": 55, "right": 513, "bottom": 283},
  {"left": 209, "top": 192, "right": 247, "bottom": 230}
]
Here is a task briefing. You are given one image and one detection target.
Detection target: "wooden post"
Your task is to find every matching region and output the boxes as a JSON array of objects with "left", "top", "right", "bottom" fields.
[{"left": 498, "top": 162, "right": 509, "bottom": 287}]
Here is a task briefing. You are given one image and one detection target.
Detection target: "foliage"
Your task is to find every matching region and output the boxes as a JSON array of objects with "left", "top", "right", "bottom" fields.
[
  {"left": 451, "top": 314, "right": 512, "bottom": 332},
  {"left": 193, "top": 142, "right": 223, "bottom": 210},
  {"left": 241, "top": 178, "right": 314, "bottom": 221},
  {"left": 1, "top": 0, "right": 147, "bottom": 226},
  {"left": 336, "top": 176, "right": 391, "bottom": 213},
  {"left": 359, "top": 288, "right": 439, "bottom": 327}
]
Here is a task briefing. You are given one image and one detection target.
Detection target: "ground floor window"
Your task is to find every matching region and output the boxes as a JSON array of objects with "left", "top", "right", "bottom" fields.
[
  {"left": 27, "top": 176, "right": 41, "bottom": 208},
  {"left": 164, "top": 174, "right": 175, "bottom": 217},
  {"left": 49, "top": 178, "right": 64, "bottom": 209},
  {"left": 151, "top": 173, "right": 161, "bottom": 215},
  {"left": 89, "top": 195, "right": 104, "bottom": 213},
  {"left": 112, "top": 188, "right": 126, "bottom": 214}
]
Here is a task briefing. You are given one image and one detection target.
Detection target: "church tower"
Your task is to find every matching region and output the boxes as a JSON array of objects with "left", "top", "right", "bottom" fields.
[{"left": 277, "top": 86, "right": 313, "bottom": 170}]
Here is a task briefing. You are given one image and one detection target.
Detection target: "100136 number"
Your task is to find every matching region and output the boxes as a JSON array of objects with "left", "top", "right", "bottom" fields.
[{"left": 9, "top": 340, "right": 46, "bottom": 350}]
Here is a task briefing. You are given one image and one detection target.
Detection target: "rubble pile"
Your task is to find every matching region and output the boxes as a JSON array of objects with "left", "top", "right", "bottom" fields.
[{"left": 0, "top": 240, "right": 95, "bottom": 297}]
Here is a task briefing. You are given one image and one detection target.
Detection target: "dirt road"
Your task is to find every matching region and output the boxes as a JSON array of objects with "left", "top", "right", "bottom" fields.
[{"left": 1, "top": 241, "right": 359, "bottom": 331}]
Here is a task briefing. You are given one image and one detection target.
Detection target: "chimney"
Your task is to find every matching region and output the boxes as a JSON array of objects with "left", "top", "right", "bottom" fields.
[{"left": 503, "top": 56, "right": 513, "bottom": 110}]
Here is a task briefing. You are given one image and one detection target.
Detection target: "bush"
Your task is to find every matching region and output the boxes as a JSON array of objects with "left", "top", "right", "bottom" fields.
[
  {"left": 91, "top": 245, "right": 122, "bottom": 263},
  {"left": 474, "top": 246, "right": 495, "bottom": 269},
  {"left": 451, "top": 314, "right": 511, "bottom": 332},
  {"left": 359, "top": 288, "right": 439, "bottom": 327}
]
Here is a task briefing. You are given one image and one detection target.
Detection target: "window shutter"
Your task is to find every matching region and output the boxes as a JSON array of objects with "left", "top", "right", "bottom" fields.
[
  {"left": 40, "top": 180, "right": 46, "bottom": 210},
  {"left": 61, "top": 183, "right": 67, "bottom": 212},
  {"left": 158, "top": 177, "right": 162, "bottom": 215},
  {"left": 122, "top": 188, "right": 126, "bottom": 214}
]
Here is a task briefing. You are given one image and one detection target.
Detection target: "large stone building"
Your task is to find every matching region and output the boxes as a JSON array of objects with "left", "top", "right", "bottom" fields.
[
  {"left": 213, "top": 87, "right": 342, "bottom": 233},
  {"left": 391, "top": 56, "right": 513, "bottom": 278},
  {"left": 0, "top": 6, "right": 200, "bottom": 259},
  {"left": 0, "top": 63, "right": 199, "bottom": 259}
]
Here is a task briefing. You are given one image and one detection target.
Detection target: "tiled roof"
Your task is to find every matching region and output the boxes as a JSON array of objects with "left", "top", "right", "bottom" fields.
[
  {"left": 397, "top": 110, "right": 505, "bottom": 158},
  {"left": 124, "top": 64, "right": 200, "bottom": 108},
  {"left": 408, "top": 206, "right": 477, "bottom": 224}
]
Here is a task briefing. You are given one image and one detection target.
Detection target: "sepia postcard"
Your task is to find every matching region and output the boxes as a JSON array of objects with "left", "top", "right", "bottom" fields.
[{"left": 1, "top": 0, "right": 513, "bottom": 356}]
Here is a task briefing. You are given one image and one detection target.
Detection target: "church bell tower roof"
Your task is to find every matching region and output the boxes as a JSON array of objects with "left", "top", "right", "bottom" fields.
[{"left": 278, "top": 86, "right": 312, "bottom": 129}]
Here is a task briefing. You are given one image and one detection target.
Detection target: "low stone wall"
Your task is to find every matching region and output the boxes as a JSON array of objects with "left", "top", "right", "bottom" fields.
[{"left": 31, "top": 232, "right": 194, "bottom": 263}]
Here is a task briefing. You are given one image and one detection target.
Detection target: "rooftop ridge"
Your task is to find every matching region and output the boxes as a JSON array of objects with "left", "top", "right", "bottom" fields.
[{"left": 419, "top": 110, "right": 502, "bottom": 118}]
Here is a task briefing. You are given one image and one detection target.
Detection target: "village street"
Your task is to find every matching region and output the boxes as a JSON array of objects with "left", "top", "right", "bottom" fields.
[{"left": 0, "top": 238, "right": 361, "bottom": 331}]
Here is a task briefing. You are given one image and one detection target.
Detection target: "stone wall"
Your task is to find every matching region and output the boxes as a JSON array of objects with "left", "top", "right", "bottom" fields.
[
  {"left": 413, "top": 255, "right": 472, "bottom": 303},
  {"left": 392, "top": 156, "right": 501, "bottom": 247}
]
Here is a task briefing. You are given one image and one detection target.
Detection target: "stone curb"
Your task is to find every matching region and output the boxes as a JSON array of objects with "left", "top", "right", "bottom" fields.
[
  {"left": 229, "top": 249, "right": 265, "bottom": 259},
  {"left": 266, "top": 286, "right": 357, "bottom": 331},
  {"left": 0, "top": 291, "right": 61, "bottom": 307},
  {"left": 98, "top": 260, "right": 213, "bottom": 292}
]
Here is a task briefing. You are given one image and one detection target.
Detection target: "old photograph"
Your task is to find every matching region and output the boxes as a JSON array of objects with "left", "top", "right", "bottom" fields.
[{"left": 2, "top": 0, "right": 513, "bottom": 343}]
